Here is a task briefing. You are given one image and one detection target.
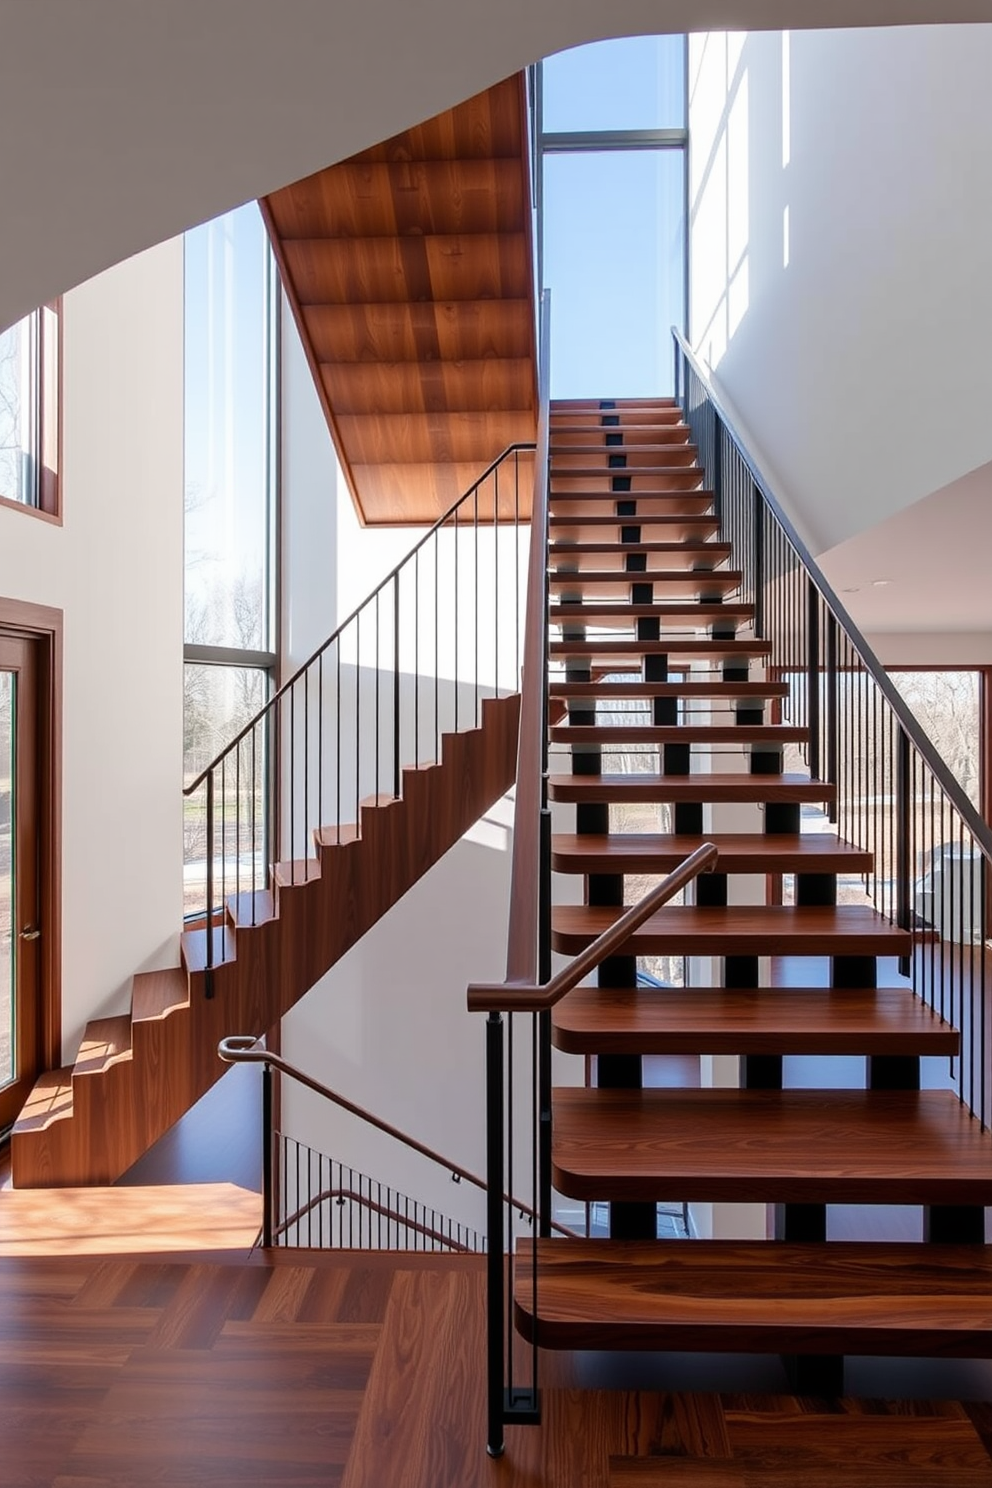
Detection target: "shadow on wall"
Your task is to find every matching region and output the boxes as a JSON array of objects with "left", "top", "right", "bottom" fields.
[{"left": 688, "top": 25, "right": 992, "bottom": 555}]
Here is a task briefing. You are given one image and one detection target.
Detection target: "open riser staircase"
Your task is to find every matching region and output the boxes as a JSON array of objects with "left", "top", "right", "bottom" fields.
[
  {"left": 11, "top": 451, "right": 531, "bottom": 1187},
  {"left": 473, "top": 304, "right": 992, "bottom": 1453}
]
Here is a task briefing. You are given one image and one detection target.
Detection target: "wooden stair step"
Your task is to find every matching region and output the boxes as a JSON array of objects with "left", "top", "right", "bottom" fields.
[
  {"left": 549, "top": 571, "right": 743, "bottom": 596},
  {"left": 550, "top": 512, "right": 713, "bottom": 529},
  {"left": 550, "top": 681, "right": 788, "bottom": 700},
  {"left": 550, "top": 1087, "right": 992, "bottom": 1204},
  {"left": 515, "top": 1235, "right": 992, "bottom": 1356},
  {"left": 551, "top": 986, "right": 959, "bottom": 1056},
  {"left": 226, "top": 888, "right": 276, "bottom": 928},
  {"left": 551, "top": 397, "right": 680, "bottom": 410},
  {"left": 314, "top": 822, "right": 361, "bottom": 849},
  {"left": 550, "top": 477, "right": 704, "bottom": 493},
  {"left": 11, "top": 1068, "right": 74, "bottom": 1134},
  {"left": 181, "top": 923, "right": 237, "bottom": 974},
  {"left": 551, "top": 903, "right": 909, "bottom": 957},
  {"left": 549, "top": 725, "right": 805, "bottom": 746},
  {"left": 549, "top": 639, "right": 771, "bottom": 660},
  {"left": 550, "top": 602, "right": 752, "bottom": 623},
  {"left": 550, "top": 442, "right": 697, "bottom": 458},
  {"left": 273, "top": 857, "right": 323, "bottom": 886},
  {"left": 130, "top": 967, "right": 189, "bottom": 1024},
  {"left": 549, "top": 541, "right": 731, "bottom": 562},
  {"left": 73, "top": 1015, "right": 133, "bottom": 1077},
  {"left": 548, "top": 772, "right": 832, "bottom": 805},
  {"left": 550, "top": 831, "right": 869, "bottom": 874},
  {"left": 550, "top": 466, "right": 702, "bottom": 479}
]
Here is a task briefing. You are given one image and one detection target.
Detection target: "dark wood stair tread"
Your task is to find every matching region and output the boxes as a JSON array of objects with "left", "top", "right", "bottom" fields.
[
  {"left": 550, "top": 602, "right": 752, "bottom": 622},
  {"left": 549, "top": 570, "right": 743, "bottom": 595},
  {"left": 515, "top": 1237, "right": 992, "bottom": 1359},
  {"left": 551, "top": 986, "right": 959, "bottom": 1056},
  {"left": 11, "top": 1068, "right": 74, "bottom": 1134},
  {"left": 550, "top": 830, "right": 868, "bottom": 873},
  {"left": 273, "top": 857, "right": 323, "bottom": 887},
  {"left": 551, "top": 1087, "right": 991, "bottom": 1205},
  {"left": 551, "top": 903, "right": 910, "bottom": 957},
  {"left": 549, "top": 541, "right": 731, "bottom": 560},
  {"left": 549, "top": 725, "right": 805, "bottom": 745},
  {"left": 180, "top": 923, "right": 238, "bottom": 974},
  {"left": 549, "top": 639, "right": 771, "bottom": 659},
  {"left": 549, "top": 681, "right": 788, "bottom": 699},
  {"left": 74, "top": 1015, "right": 133, "bottom": 1077},
  {"left": 548, "top": 773, "right": 833, "bottom": 804},
  {"left": 226, "top": 888, "right": 276, "bottom": 928},
  {"left": 130, "top": 967, "right": 189, "bottom": 1023},
  {"left": 550, "top": 515, "right": 717, "bottom": 530}
]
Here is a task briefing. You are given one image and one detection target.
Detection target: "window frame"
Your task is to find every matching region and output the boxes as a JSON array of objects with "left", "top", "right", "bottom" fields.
[{"left": 0, "top": 300, "right": 62, "bottom": 525}]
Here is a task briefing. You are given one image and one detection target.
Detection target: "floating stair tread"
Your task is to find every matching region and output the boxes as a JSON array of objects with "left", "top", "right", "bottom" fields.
[
  {"left": 12, "top": 1068, "right": 74, "bottom": 1134},
  {"left": 551, "top": 986, "right": 959, "bottom": 1057},
  {"left": 551, "top": 903, "right": 911, "bottom": 957},
  {"left": 181, "top": 923, "right": 237, "bottom": 975},
  {"left": 550, "top": 515, "right": 717, "bottom": 530},
  {"left": 550, "top": 486, "right": 707, "bottom": 500},
  {"left": 74, "top": 1015, "right": 133, "bottom": 1077},
  {"left": 131, "top": 967, "right": 189, "bottom": 1023},
  {"left": 226, "top": 888, "right": 276, "bottom": 928},
  {"left": 273, "top": 857, "right": 323, "bottom": 887},
  {"left": 549, "top": 541, "right": 731, "bottom": 559},
  {"left": 550, "top": 725, "right": 805, "bottom": 745},
  {"left": 549, "top": 571, "right": 743, "bottom": 595},
  {"left": 551, "top": 1088, "right": 991, "bottom": 1205},
  {"left": 550, "top": 640, "right": 771, "bottom": 659},
  {"left": 548, "top": 773, "right": 833, "bottom": 804},
  {"left": 550, "top": 681, "right": 788, "bottom": 700},
  {"left": 550, "top": 603, "right": 752, "bottom": 622},
  {"left": 550, "top": 443, "right": 697, "bottom": 458},
  {"left": 515, "top": 1237, "right": 992, "bottom": 1358},
  {"left": 550, "top": 466, "right": 704, "bottom": 479},
  {"left": 551, "top": 831, "right": 870, "bottom": 873}
]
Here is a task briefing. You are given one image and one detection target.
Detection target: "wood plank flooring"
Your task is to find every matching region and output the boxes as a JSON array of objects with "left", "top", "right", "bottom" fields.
[{"left": 4, "top": 1249, "right": 992, "bottom": 1488}]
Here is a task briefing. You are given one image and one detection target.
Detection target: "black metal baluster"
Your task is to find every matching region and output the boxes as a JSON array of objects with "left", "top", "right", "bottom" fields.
[
  {"left": 205, "top": 771, "right": 214, "bottom": 998},
  {"left": 394, "top": 572, "right": 401, "bottom": 799}
]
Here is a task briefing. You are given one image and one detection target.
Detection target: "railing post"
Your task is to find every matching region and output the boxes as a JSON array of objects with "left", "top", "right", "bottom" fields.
[
  {"left": 485, "top": 1012, "right": 506, "bottom": 1458},
  {"left": 261, "top": 1059, "right": 274, "bottom": 1249},
  {"left": 752, "top": 480, "right": 764, "bottom": 637},
  {"left": 807, "top": 580, "right": 821, "bottom": 782},
  {"left": 205, "top": 771, "right": 215, "bottom": 999},
  {"left": 825, "top": 612, "right": 838, "bottom": 822},
  {"left": 393, "top": 571, "right": 401, "bottom": 799},
  {"left": 712, "top": 410, "right": 722, "bottom": 529},
  {"left": 896, "top": 725, "right": 912, "bottom": 972},
  {"left": 538, "top": 799, "right": 552, "bottom": 1238}
]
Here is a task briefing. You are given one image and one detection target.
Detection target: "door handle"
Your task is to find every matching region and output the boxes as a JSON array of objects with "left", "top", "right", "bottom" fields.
[{"left": 19, "top": 927, "right": 40, "bottom": 941}]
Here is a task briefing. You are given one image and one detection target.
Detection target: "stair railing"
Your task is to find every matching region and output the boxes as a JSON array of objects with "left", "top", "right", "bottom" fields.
[
  {"left": 673, "top": 328, "right": 992, "bottom": 1131},
  {"left": 183, "top": 441, "right": 536, "bottom": 994},
  {"left": 218, "top": 1035, "right": 573, "bottom": 1252}
]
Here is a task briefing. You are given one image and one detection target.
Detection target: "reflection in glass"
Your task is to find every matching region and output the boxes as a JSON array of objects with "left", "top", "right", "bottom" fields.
[
  {"left": 543, "top": 36, "right": 686, "bottom": 132},
  {"left": 0, "top": 314, "right": 38, "bottom": 506},
  {"left": 1, "top": 672, "right": 14, "bottom": 1087},
  {"left": 183, "top": 664, "right": 269, "bottom": 916},
  {"left": 184, "top": 205, "right": 276, "bottom": 651},
  {"left": 543, "top": 150, "right": 685, "bottom": 397}
]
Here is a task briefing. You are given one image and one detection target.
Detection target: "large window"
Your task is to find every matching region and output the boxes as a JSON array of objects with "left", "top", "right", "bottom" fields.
[
  {"left": 183, "top": 204, "right": 278, "bottom": 914},
  {"left": 538, "top": 36, "right": 688, "bottom": 398},
  {"left": 0, "top": 304, "right": 60, "bottom": 519}
]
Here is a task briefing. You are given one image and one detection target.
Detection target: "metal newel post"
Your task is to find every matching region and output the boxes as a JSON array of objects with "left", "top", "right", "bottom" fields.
[
  {"left": 807, "top": 581, "right": 821, "bottom": 781},
  {"left": 261, "top": 1060, "right": 274, "bottom": 1249},
  {"left": 486, "top": 1012, "right": 506, "bottom": 1458}
]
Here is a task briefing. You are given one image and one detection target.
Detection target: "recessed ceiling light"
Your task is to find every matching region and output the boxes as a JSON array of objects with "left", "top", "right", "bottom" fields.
[
  {"left": 871, "top": 579, "right": 891, "bottom": 587},
  {"left": 841, "top": 586, "right": 860, "bottom": 594}
]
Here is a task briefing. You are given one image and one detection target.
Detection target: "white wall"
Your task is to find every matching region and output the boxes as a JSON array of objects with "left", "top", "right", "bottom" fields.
[
  {"left": 0, "top": 241, "right": 184, "bottom": 1060},
  {"left": 689, "top": 24, "right": 992, "bottom": 554}
]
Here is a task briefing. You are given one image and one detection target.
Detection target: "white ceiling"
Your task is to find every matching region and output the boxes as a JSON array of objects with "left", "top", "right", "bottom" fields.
[
  {"left": 2, "top": 0, "right": 991, "bottom": 333},
  {"left": 818, "top": 461, "right": 992, "bottom": 635}
]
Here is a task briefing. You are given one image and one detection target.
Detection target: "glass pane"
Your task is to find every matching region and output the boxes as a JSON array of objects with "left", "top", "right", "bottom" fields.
[
  {"left": 890, "top": 671, "right": 981, "bottom": 808},
  {"left": 543, "top": 150, "right": 685, "bottom": 397},
  {"left": 184, "top": 205, "right": 275, "bottom": 651},
  {"left": 543, "top": 36, "right": 686, "bottom": 132},
  {"left": 0, "top": 314, "right": 38, "bottom": 506},
  {"left": 0, "top": 672, "right": 14, "bottom": 1087},
  {"left": 183, "top": 664, "right": 269, "bottom": 917}
]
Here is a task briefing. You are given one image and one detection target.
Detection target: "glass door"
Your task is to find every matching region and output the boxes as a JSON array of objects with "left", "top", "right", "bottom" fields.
[{"left": 0, "top": 634, "right": 41, "bottom": 1132}]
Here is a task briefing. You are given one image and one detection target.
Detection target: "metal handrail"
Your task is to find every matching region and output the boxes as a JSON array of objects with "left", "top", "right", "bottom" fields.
[
  {"left": 468, "top": 843, "right": 719, "bottom": 1011},
  {"left": 672, "top": 328, "right": 992, "bottom": 862},
  {"left": 273, "top": 1184, "right": 480, "bottom": 1253},
  {"left": 504, "top": 289, "right": 552, "bottom": 984},
  {"left": 218, "top": 1036, "right": 574, "bottom": 1238},
  {"left": 184, "top": 441, "right": 537, "bottom": 796}
]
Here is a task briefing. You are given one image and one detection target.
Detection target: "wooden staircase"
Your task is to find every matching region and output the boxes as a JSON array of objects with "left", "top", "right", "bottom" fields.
[
  {"left": 11, "top": 692, "right": 520, "bottom": 1187},
  {"left": 513, "top": 396, "right": 992, "bottom": 1384}
]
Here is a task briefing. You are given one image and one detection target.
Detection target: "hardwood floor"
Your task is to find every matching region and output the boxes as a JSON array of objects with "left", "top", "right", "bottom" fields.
[{"left": 4, "top": 1249, "right": 992, "bottom": 1487}]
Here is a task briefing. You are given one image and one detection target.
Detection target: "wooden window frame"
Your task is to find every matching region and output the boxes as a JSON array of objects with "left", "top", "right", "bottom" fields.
[
  {"left": 0, "top": 300, "right": 62, "bottom": 526},
  {"left": 0, "top": 597, "right": 63, "bottom": 1095}
]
